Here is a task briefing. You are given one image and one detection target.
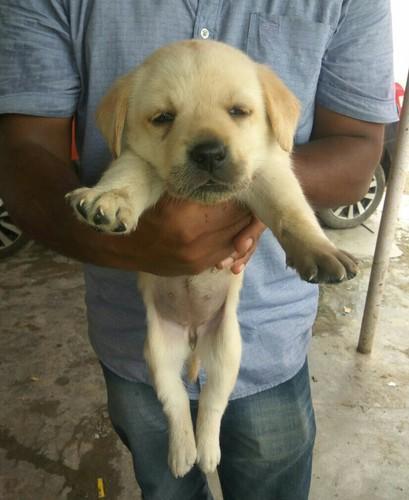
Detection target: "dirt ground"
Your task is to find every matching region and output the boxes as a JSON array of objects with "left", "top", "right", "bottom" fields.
[{"left": 1, "top": 196, "right": 408, "bottom": 499}]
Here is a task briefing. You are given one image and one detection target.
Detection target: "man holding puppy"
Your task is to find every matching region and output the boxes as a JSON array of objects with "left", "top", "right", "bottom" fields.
[{"left": 0, "top": 1, "right": 396, "bottom": 499}]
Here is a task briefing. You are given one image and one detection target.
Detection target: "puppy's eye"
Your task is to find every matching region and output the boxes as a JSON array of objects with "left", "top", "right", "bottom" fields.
[
  {"left": 228, "top": 106, "right": 250, "bottom": 118},
  {"left": 151, "top": 112, "right": 175, "bottom": 126}
]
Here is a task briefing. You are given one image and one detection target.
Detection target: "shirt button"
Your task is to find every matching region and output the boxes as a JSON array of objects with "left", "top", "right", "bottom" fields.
[{"left": 200, "top": 27, "right": 210, "bottom": 39}]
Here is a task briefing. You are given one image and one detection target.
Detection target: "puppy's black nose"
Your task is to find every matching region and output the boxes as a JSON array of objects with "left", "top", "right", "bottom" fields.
[{"left": 189, "top": 140, "right": 227, "bottom": 172}]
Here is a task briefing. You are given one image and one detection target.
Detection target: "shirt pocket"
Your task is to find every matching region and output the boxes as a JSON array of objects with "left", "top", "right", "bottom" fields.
[{"left": 246, "top": 13, "right": 332, "bottom": 106}]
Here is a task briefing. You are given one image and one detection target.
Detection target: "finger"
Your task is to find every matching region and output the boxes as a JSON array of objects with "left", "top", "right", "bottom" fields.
[
  {"left": 230, "top": 245, "right": 257, "bottom": 274},
  {"left": 233, "top": 218, "right": 267, "bottom": 256},
  {"left": 212, "top": 214, "right": 253, "bottom": 244},
  {"left": 215, "top": 217, "right": 264, "bottom": 270},
  {"left": 226, "top": 219, "right": 266, "bottom": 273},
  {"left": 213, "top": 215, "right": 257, "bottom": 270},
  {"left": 188, "top": 215, "right": 251, "bottom": 273},
  {"left": 216, "top": 251, "right": 239, "bottom": 271}
]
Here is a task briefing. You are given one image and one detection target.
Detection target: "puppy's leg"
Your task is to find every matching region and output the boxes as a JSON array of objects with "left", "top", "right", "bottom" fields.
[
  {"left": 66, "top": 151, "right": 163, "bottom": 233},
  {"left": 142, "top": 283, "right": 197, "bottom": 478},
  {"left": 242, "top": 152, "right": 358, "bottom": 283},
  {"left": 195, "top": 274, "right": 243, "bottom": 474}
]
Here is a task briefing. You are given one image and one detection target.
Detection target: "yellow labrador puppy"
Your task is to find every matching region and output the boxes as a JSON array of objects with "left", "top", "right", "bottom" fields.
[{"left": 67, "top": 40, "right": 357, "bottom": 477}]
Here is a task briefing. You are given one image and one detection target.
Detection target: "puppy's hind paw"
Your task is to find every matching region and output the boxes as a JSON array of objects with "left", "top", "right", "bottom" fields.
[
  {"left": 196, "top": 434, "right": 221, "bottom": 474},
  {"left": 65, "top": 187, "right": 138, "bottom": 234},
  {"left": 168, "top": 427, "right": 197, "bottom": 478}
]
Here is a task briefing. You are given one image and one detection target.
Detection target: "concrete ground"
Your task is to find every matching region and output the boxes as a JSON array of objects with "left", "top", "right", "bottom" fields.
[{"left": 0, "top": 195, "right": 408, "bottom": 500}]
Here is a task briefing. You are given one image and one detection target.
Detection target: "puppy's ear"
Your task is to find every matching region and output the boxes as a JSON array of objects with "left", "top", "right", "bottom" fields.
[
  {"left": 96, "top": 73, "right": 133, "bottom": 158},
  {"left": 257, "top": 64, "right": 300, "bottom": 152}
]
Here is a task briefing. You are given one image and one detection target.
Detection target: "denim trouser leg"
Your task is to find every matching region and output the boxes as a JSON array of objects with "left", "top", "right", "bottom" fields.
[
  {"left": 217, "top": 361, "right": 316, "bottom": 500},
  {"left": 101, "top": 359, "right": 315, "bottom": 500},
  {"left": 101, "top": 364, "right": 213, "bottom": 500}
]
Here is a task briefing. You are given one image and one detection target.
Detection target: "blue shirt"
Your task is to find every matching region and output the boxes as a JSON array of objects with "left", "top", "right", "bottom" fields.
[{"left": 0, "top": 0, "right": 397, "bottom": 399}]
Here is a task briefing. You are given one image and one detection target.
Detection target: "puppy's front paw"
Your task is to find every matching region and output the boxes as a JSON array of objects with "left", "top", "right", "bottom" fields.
[
  {"left": 66, "top": 187, "right": 138, "bottom": 234},
  {"left": 196, "top": 431, "right": 221, "bottom": 474},
  {"left": 168, "top": 425, "right": 197, "bottom": 478},
  {"left": 287, "top": 242, "right": 358, "bottom": 284}
]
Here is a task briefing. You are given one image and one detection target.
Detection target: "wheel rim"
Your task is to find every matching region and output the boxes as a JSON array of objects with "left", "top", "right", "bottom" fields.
[
  {"left": 330, "top": 177, "right": 378, "bottom": 221},
  {"left": 0, "top": 198, "right": 23, "bottom": 249}
]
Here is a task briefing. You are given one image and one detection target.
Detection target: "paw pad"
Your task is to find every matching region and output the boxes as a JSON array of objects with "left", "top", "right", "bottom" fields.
[{"left": 66, "top": 187, "right": 137, "bottom": 234}]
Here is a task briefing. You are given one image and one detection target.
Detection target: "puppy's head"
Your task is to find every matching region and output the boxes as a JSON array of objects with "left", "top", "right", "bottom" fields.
[{"left": 96, "top": 40, "right": 300, "bottom": 203}]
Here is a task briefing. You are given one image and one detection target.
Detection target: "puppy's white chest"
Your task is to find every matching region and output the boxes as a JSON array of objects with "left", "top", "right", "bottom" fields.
[{"left": 144, "top": 269, "right": 233, "bottom": 328}]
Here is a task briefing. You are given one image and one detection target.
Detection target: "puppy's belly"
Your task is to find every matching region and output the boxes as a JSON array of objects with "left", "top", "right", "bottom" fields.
[{"left": 150, "top": 269, "right": 232, "bottom": 328}]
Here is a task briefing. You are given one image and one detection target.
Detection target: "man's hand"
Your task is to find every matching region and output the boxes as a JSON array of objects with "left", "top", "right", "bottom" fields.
[
  {"left": 127, "top": 196, "right": 257, "bottom": 276},
  {"left": 95, "top": 197, "right": 265, "bottom": 276},
  {"left": 214, "top": 217, "right": 266, "bottom": 274}
]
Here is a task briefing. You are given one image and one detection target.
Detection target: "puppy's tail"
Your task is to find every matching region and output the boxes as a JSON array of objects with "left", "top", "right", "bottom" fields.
[{"left": 187, "top": 353, "right": 201, "bottom": 383}]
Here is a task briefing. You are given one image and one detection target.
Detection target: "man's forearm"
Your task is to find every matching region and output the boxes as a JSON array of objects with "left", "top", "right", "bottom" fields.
[
  {"left": 0, "top": 141, "right": 127, "bottom": 267},
  {"left": 292, "top": 135, "right": 383, "bottom": 209},
  {"left": 292, "top": 105, "right": 385, "bottom": 209}
]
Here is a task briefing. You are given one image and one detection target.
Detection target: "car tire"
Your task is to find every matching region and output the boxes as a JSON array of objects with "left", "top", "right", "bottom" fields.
[
  {"left": 0, "top": 197, "right": 28, "bottom": 258},
  {"left": 317, "top": 163, "right": 386, "bottom": 229}
]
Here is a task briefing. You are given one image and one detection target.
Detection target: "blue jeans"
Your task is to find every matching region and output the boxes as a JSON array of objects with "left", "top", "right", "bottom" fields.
[{"left": 101, "top": 360, "right": 316, "bottom": 500}]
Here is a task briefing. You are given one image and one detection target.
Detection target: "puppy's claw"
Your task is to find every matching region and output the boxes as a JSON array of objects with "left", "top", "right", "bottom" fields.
[
  {"left": 76, "top": 199, "right": 87, "bottom": 219},
  {"left": 93, "top": 207, "right": 110, "bottom": 225},
  {"left": 306, "top": 270, "right": 318, "bottom": 283},
  {"left": 347, "top": 269, "right": 358, "bottom": 280},
  {"left": 114, "top": 221, "right": 127, "bottom": 233},
  {"left": 326, "top": 274, "right": 345, "bottom": 284}
]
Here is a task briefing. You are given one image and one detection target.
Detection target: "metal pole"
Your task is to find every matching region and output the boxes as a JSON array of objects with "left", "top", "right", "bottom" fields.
[{"left": 357, "top": 71, "right": 409, "bottom": 354}]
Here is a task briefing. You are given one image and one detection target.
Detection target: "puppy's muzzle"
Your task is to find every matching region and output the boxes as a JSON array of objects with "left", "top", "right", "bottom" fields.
[{"left": 188, "top": 139, "right": 228, "bottom": 174}]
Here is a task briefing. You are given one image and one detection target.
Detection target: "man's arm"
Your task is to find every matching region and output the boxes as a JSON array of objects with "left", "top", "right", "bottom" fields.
[
  {"left": 292, "top": 104, "right": 385, "bottom": 208},
  {"left": 0, "top": 114, "right": 253, "bottom": 276}
]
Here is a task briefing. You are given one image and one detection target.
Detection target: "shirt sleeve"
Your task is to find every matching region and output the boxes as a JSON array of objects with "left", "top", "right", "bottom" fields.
[
  {"left": 317, "top": 0, "right": 398, "bottom": 123},
  {"left": 0, "top": 0, "right": 80, "bottom": 117}
]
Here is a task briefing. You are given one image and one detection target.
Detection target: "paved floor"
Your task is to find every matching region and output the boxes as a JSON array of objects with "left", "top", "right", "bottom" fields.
[{"left": 0, "top": 196, "right": 408, "bottom": 499}]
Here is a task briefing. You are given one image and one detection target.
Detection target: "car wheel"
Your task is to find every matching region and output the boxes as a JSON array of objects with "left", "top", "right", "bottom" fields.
[
  {"left": 317, "top": 163, "right": 386, "bottom": 229},
  {"left": 0, "top": 197, "right": 28, "bottom": 258}
]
